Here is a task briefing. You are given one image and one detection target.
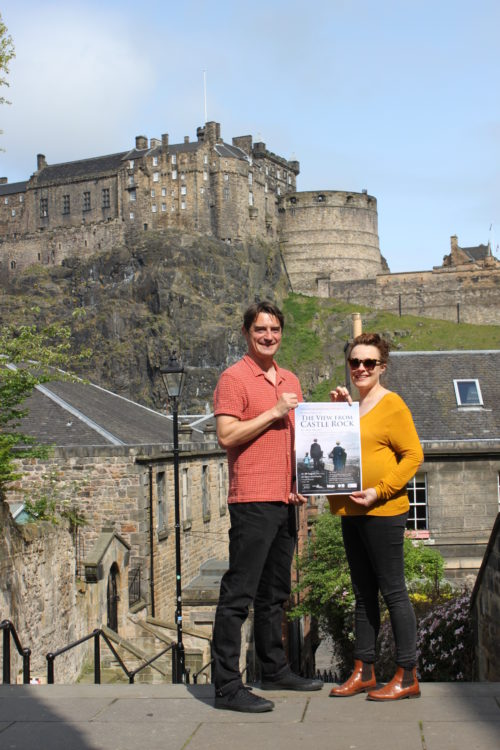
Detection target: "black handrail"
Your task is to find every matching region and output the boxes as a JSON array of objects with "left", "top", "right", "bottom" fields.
[
  {"left": 1, "top": 620, "right": 31, "bottom": 684},
  {"left": 192, "top": 657, "right": 214, "bottom": 684},
  {"left": 46, "top": 628, "right": 178, "bottom": 684}
]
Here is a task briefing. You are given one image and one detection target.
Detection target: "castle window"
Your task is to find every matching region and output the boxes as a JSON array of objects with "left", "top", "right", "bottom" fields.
[
  {"left": 128, "top": 175, "right": 135, "bottom": 186},
  {"left": 290, "top": 196, "right": 297, "bottom": 204},
  {"left": 180, "top": 185, "right": 187, "bottom": 196},
  {"left": 152, "top": 156, "right": 158, "bottom": 166},
  {"left": 129, "top": 160, "right": 134, "bottom": 169},
  {"left": 277, "top": 186, "right": 281, "bottom": 196},
  {"left": 276, "top": 169, "right": 281, "bottom": 179},
  {"left": 40, "top": 198, "right": 48, "bottom": 218},
  {"left": 129, "top": 189, "right": 136, "bottom": 202},
  {"left": 129, "top": 212, "right": 134, "bottom": 220},
  {"left": 63, "top": 195, "right": 70, "bottom": 214},
  {"left": 151, "top": 189, "right": 156, "bottom": 198},
  {"left": 454, "top": 379, "right": 483, "bottom": 406},
  {"left": 11, "top": 209, "right": 15, "bottom": 217},
  {"left": 248, "top": 192, "right": 254, "bottom": 206},
  {"left": 4, "top": 197, "right": 8, "bottom": 204},
  {"left": 317, "top": 194, "right": 325, "bottom": 202},
  {"left": 152, "top": 204, "right": 157, "bottom": 213},
  {"left": 181, "top": 200, "right": 186, "bottom": 210},
  {"left": 200, "top": 187, "right": 204, "bottom": 195},
  {"left": 180, "top": 172, "right": 185, "bottom": 181},
  {"left": 223, "top": 186, "right": 230, "bottom": 201},
  {"left": 101, "top": 188, "right": 110, "bottom": 209},
  {"left": 171, "top": 154, "right": 177, "bottom": 165},
  {"left": 224, "top": 173, "right": 229, "bottom": 182},
  {"left": 203, "top": 171, "right": 208, "bottom": 181},
  {"left": 161, "top": 203, "right": 166, "bottom": 212},
  {"left": 83, "top": 192, "right": 91, "bottom": 211},
  {"left": 288, "top": 175, "right": 292, "bottom": 185},
  {"left": 161, "top": 187, "right": 167, "bottom": 196},
  {"left": 10, "top": 260, "right": 16, "bottom": 269},
  {"left": 172, "top": 170, "right": 177, "bottom": 180},
  {"left": 153, "top": 172, "right": 159, "bottom": 182},
  {"left": 265, "top": 182, "right": 268, "bottom": 193},
  {"left": 203, "top": 154, "right": 208, "bottom": 165},
  {"left": 19, "top": 195, "right": 24, "bottom": 202},
  {"left": 248, "top": 172, "right": 253, "bottom": 186},
  {"left": 265, "top": 166, "right": 269, "bottom": 176}
]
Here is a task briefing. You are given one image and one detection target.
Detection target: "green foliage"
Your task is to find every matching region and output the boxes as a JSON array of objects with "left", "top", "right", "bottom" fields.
[
  {"left": 0, "top": 12, "right": 14, "bottom": 136},
  {"left": 290, "top": 511, "right": 448, "bottom": 679},
  {"left": 0, "top": 323, "right": 85, "bottom": 494},
  {"left": 21, "top": 469, "right": 87, "bottom": 528}
]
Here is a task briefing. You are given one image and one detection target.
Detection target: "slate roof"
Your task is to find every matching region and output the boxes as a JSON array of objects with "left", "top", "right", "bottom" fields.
[
  {"left": 17, "top": 377, "right": 175, "bottom": 447},
  {"left": 214, "top": 143, "right": 249, "bottom": 161},
  {"left": 383, "top": 350, "right": 500, "bottom": 443},
  {"left": 0, "top": 181, "right": 28, "bottom": 196},
  {"left": 35, "top": 152, "right": 135, "bottom": 184},
  {"left": 461, "top": 244, "right": 490, "bottom": 261}
]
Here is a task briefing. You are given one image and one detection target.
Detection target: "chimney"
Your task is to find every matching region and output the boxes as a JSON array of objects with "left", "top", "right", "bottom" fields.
[
  {"left": 0, "top": 177, "right": 7, "bottom": 184},
  {"left": 161, "top": 133, "right": 169, "bottom": 148},
  {"left": 351, "top": 313, "right": 362, "bottom": 339},
  {"left": 135, "top": 135, "right": 148, "bottom": 150},
  {"left": 150, "top": 137, "right": 161, "bottom": 148},
  {"left": 450, "top": 235, "right": 459, "bottom": 253},
  {"left": 184, "top": 136, "right": 190, "bottom": 144},
  {"left": 37, "top": 154, "right": 47, "bottom": 171},
  {"left": 196, "top": 126, "right": 205, "bottom": 142}
]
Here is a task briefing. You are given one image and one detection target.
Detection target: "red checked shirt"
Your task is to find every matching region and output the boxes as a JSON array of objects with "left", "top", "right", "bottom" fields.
[{"left": 213, "top": 354, "right": 303, "bottom": 503}]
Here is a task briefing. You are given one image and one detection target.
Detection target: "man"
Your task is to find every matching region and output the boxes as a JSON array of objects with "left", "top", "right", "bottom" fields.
[
  {"left": 310, "top": 438, "right": 323, "bottom": 470},
  {"left": 212, "top": 301, "right": 322, "bottom": 713}
]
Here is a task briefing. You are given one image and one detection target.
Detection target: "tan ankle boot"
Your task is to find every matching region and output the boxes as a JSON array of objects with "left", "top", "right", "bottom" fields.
[
  {"left": 367, "top": 666, "right": 420, "bottom": 701},
  {"left": 329, "top": 660, "right": 376, "bottom": 697}
]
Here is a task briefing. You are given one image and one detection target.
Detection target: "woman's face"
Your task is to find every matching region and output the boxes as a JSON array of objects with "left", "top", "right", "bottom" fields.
[{"left": 348, "top": 344, "right": 386, "bottom": 390}]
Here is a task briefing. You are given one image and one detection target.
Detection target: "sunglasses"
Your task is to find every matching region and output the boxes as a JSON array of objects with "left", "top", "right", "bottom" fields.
[{"left": 348, "top": 358, "right": 383, "bottom": 371}]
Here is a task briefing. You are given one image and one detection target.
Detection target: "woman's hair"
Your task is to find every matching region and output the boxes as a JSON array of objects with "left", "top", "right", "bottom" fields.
[{"left": 348, "top": 332, "right": 391, "bottom": 364}]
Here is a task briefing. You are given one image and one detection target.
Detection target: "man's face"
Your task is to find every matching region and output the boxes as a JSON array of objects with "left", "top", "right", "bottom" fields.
[{"left": 244, "top": 312, "right": 282, "bottom": 361}]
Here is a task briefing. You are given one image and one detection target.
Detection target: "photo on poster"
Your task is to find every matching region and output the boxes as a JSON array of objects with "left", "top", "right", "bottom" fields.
[{"left": 295, "top": 402, "right": 362, "bottom": 496}]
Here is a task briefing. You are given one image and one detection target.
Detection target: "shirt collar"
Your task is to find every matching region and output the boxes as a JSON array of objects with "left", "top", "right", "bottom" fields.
[{"left": 243, "top": 353, "right": 286, "bottom": 384}]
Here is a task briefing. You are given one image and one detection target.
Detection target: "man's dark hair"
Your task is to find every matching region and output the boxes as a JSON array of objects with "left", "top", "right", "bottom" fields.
[{"left": 243, "top": 301, "right": 285, "bottom": 332}]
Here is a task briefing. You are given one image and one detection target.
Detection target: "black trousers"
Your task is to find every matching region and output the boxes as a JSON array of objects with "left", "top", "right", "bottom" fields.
[
  {"left": 341, "top": 513, "right": 417, "bottom": 669},
  {"left": 212, "top": 502, "right": 296, "bottom": 694}
]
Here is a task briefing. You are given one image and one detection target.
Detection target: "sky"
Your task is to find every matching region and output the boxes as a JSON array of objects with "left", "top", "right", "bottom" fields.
[{"left": 0, "top": 0, "right": 499, "bottom": 273}]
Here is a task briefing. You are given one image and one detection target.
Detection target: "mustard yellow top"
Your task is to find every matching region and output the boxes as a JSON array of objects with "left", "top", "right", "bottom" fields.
[{"left": 328, "top": 392, "right": 423, "bottom": 517}]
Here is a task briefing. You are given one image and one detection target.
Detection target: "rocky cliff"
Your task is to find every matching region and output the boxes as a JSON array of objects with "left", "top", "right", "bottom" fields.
[{"left": 1, "top": 229, "right": 290, "bottom": 411}]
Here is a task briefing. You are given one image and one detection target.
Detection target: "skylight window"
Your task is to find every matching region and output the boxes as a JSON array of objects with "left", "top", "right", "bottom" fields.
[{"left": 454, "top": 379, "right": 483, "bottom": 406}]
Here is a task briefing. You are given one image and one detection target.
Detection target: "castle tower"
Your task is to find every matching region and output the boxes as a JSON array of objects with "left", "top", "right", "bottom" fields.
[{"left": 278, "top": 190, "right": 383, "bottom": 294}]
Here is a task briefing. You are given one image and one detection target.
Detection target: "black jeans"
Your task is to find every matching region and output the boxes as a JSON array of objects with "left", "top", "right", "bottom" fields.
[
  {"left": 341, "top": 513, "right": 417, "bottom": 669},
  {"left": 212, "top": 502, "right": 296, "bottom": 694}
]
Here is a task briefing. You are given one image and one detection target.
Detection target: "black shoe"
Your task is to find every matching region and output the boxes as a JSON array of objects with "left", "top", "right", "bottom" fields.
[
  {"left": 260, "top": 672, "right": 323, "bottom": 691},
  {"left": 214, "top": 686, "right": 275, "bottom": 713}
]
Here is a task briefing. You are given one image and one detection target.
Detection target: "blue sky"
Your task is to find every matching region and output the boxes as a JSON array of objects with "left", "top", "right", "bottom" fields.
[{"left": 1, "top": 0, "right": 499, "bottom": 272}]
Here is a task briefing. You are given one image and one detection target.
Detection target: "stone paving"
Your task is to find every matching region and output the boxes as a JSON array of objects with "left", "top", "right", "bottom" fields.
[{"left": 0, "top": 682, "right": 499, "bottom": 750}]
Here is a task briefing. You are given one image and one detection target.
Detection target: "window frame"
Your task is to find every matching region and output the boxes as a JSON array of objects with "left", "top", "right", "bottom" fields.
[
  {"left": 405, "top": 472, "right": 429, "bottom": 537},
  {"left": 453, "top": 378, "right": 483, "bottom": 406}
]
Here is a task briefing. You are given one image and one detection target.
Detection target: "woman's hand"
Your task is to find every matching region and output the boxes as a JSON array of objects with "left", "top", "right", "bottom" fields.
[
  {"left": 330, "top": 386, "right": 352, "bottom": 404},
  {"left": 349, "top": 488, "right": 378, "bottom": 507}
]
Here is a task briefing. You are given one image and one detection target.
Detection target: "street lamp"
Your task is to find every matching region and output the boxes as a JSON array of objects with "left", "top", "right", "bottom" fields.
[{"left": 160, "top": 352, "right": 186, "bottom": 684}]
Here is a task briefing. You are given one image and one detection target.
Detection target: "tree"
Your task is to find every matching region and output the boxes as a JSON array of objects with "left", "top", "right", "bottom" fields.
[
  {"left": 0, "top": 323, "right": 78, "bottom": 496},
  {"left": 0, "top": 12, "right": 15, "bottom": 143}
]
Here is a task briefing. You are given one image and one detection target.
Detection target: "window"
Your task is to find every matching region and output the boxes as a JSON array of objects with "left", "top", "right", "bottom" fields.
[
  {"left": 151, "top": 189, "right": 156, "bottom": 198},
  {"left": 224, "top": 173, "right": 229, "bottom": 182},
  {"left": 129, "top": 211, "right": 135, "bottom": 220},
  {"left": 156, "top": 471, "right": 167, "bottom": 532},
  {"left": 172, "top": 170, "right": 177, "bottom": 180},
  {"left": 265, "top": 166, "right": 269, "bottom": 176},
  {"left": 276, "top": 169, "right": 281, "bottom": 179},
  {"left": 181, "top": 467, "right": 191, "bottom": 528},
  {"left": 202, "top": 465, "right": 210, "bottom": 522},
  {"left": 102, "top": 188, "right": 110, "bottom": 208},
  {"left": 129, "top": 160, "right": 134, "bottom": 169},
  {"left": 161, "top": 187, "right": 167, "bottom": 196},
  {"left": 153, "top": 172, "right": 159, "bottom": 182},
  {"left": 11, "top": 209, "right": 15, "bottom": 217},
  {"left": 203, "top": 171, "right": 208, "bottom": 181},
  {"left": 248, "top": 172, "right": 253, "bottom": 186},
  {"left": 180, "top": 185, "right": 187, "bottom": 195},
  {"left": 248, "top": 192, "right": 254, "bottom": 206},
  {"left": 203, "top": 154, "right": 208, "bottom": 165},
  {"left": 40, "top": 198, "right": 48, "bottom": 218},
  {"left": 4, "top": 197, "right": 8, "bottom": 204},
  {"left": 129, "top": 189, "right": 136, "bottom": 202},
  {"left": 83, "top": 192, "right": 91, "bottom": 211},
  {"left": 161, "top": 203, "right": 166, "bottom": 212},
  {"left": 128, "top": 175, "right": 135, "bottom": 186},
  {"left": 180, "top": 172, "right": 185, "bottom": 181},
  {"left": 218, "top": 462, "right": 227, "bottom": 516},
  {"left": 277, "top": 186, "right": 281, "bottom": 196},
  {"left": 10, "top": 260, "right": 16, "bottom": 269},
  {"left": 181, "top": 200, "right": 186, "bottom": 210},
  {"left": 454, "top": 379, "right": 483, "bottom": 406},
  {"left": 265, "top": 182, "right": 268, "bottom": 193},
  {"left": 19, "top": 195, "right": 24, "bottom": 203},
  {"left": 63, "top": 195, "right": 70, "bottom": 214},
  {"left": 152, "top": 204, "right": 157, "bottom": 213},
  {"left": 406, "top": 473, "right": 428, "bottom": 534},
  {"left": 223, "top": 186, "right": 230, "bottom": 201},
  {"left": 152, "top": 156, "right": 158, "bottom": 166},
  {"left": 171, "top": 154, "right": 177, "bottom": 165}
]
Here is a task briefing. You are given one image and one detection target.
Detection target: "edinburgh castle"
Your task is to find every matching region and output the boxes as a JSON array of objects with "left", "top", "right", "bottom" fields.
[{"left": 1, "top": 119, "right": 499, "bottom": 324}]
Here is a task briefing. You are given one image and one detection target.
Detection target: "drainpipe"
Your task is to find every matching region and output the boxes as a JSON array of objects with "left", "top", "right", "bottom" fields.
[
  {"left": 148, "top": 464, "right": 155, "bottom": 617},
  {"left": 345, "top": 313, "right": 362, "bottom": 392}
]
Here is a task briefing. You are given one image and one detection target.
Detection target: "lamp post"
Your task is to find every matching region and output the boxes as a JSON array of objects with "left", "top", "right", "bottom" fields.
[{"left": 160, "top": 352, "right": 186, "bottom": 684}]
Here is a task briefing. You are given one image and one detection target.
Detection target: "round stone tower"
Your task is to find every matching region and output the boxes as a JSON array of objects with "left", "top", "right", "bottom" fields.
[{"left": 278, "top": 190, "right": 383, "bottom": 295}]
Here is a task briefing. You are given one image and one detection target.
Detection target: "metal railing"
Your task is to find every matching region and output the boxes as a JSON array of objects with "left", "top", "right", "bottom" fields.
[
  {"left": 1, "top": 620, "right": 31, "bottom": 684},
  {"left": 46, "top": 628, "right": 176, "bottom": 684},
  {"left": 128, "top": 567, "right": 141, "bottom": 608},
  {"left": 192, "top": 657, "right": 214, "bottom": 684}
]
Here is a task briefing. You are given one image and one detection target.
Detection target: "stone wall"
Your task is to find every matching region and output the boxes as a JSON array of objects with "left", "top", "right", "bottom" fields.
[
  {"left": 0, "top": 500, "right": 88, "bottom": 683},
  {"left": 323, "top": 265, "right": 500, "bottom": 325},
  {"left": 280, "top": 190, "right": 382, "bottom": 294},
  {"left": 421, "top": 448, "right": 500, "bottom": 583},
  {"left": 471, "top": 514, "right": 500, "bottom": 680}
]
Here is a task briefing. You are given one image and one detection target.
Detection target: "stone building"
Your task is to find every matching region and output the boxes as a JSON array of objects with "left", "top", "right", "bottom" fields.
[
  {"left": 471, "top": 513, "right": 500, "bottom": 680},
  {"left": 383, "top": 350, "right": 500, "bottom": 583}
]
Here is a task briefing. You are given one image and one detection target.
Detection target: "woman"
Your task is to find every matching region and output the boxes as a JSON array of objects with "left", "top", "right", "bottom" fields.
[{"left": 328, "top": 333, "right": 423, "bottom": 701}]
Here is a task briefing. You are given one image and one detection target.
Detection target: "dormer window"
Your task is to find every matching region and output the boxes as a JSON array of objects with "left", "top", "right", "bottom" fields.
[{"left": 454, "top": 379, "right": 483, "bottom": 406}]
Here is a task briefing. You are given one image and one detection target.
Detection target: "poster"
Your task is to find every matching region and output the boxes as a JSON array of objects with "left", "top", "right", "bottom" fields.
[{"left": 295, "top": 402, "right": 362, "bottom": 496}]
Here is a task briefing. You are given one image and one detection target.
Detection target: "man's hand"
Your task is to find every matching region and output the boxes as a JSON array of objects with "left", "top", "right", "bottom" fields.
[
  {"left": 273, "top": 392, "right": 300, "bottom": 419},
  {"left": 217, "top": 392, "right": 300, "bottom": 448}
]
